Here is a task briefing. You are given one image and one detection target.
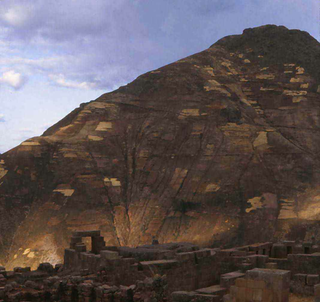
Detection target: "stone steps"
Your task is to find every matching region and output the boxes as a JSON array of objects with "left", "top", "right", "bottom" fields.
[
  {"left": 172, "top": 291, "right": 220, "bottom": 302},
  {"left": 195, "top": 285, "right": 227, "bottom": 297},
  {"left": 220, "top": 271, "right": 245, "bottom": 289}
]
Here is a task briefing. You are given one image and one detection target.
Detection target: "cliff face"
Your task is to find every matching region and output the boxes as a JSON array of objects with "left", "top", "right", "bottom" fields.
[{"left": 1, "top": 25, "right": 320, "bottom": 269}]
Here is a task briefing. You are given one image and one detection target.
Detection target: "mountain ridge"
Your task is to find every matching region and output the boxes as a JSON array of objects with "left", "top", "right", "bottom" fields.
[{"left": 1, "top": 25, "right": 320, "bottom": 270}]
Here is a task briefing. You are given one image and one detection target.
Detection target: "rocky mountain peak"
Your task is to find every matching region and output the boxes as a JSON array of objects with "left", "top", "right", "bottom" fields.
[
  {"left": 213, "top": 24, "right": 320, "bottom": 81},
  {"left": 0, "top": 25, "right": 320, "bottom": 270}
]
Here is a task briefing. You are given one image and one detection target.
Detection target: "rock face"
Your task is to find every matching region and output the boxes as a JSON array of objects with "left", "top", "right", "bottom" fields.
[{"left": 1, "top": 25, "right": 320, "bottom": 269}]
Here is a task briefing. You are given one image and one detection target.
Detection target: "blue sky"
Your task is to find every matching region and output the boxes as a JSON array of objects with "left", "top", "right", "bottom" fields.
[{"left": 0, "top": 0, "right": 318, "bottom": 153}]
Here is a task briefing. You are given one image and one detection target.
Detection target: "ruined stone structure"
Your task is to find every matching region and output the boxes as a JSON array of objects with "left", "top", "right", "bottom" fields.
[
  {"left": 225, "top": 269, "right": 290, "bottom": 302},
  {"left": 1, "top": 25, "right": 320, "bottom": 270},
  {"left": 1, "top": 231, "right": 320, "bottom": 301},
  {"left": 69, "top": 231, "right": 107, "bottom": 255}
]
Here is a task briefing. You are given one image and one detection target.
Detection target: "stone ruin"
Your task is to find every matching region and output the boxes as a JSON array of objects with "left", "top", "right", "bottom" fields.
[{"left": 2, "top": 231, "right": 320, "bottom": 301}]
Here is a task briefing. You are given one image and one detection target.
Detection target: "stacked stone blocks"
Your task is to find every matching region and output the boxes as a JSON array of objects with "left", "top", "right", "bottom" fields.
[{"left": 228, "top": 268, "right": 290, "bottom": 302}]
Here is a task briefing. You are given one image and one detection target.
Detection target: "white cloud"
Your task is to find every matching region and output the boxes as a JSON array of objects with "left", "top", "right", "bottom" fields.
[
  {"left": 0, "top": 0, "right": 158, "bottom": 91},
  {"left": 49, "top": 74, "right": 97, "bottom": 90},
  {"left": 1, "top": 5, "right": 34, "bottom": 27},
  {"left": 0, "top": 114, "right": 5, "bottom": 122},
  {"left": 0, "top": 70, "right": 27, "bottom": 90}
]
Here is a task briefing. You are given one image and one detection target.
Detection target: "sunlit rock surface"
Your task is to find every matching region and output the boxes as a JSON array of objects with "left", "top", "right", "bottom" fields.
[{"left": 1, "top": 25, "right": 320, "bottom": 269}]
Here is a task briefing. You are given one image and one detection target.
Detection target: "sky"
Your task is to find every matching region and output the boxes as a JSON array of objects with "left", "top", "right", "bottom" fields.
[{"left": 0, "top": 0, "right": 319, "bottom": 153}]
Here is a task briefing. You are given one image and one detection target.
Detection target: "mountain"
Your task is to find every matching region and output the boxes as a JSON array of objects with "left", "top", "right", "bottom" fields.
[{"left": 1, "top": 25, "right": 320, "bottom": 270}]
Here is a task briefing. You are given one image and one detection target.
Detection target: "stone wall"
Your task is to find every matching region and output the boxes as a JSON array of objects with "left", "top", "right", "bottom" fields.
[
  {"left": 287, "top": 254, "right": 320, "bottom": 275},
  {"left": 290, "top": 273, "right": 319, "bottom": 296},
  {"left": 226, "top": 268, "right": 290, "bottom": 302},
  {"left": 94, "top": 248, "right": 239, "bottom": 293}
]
